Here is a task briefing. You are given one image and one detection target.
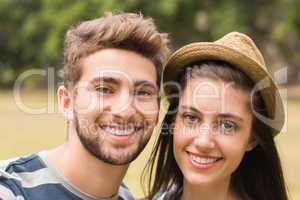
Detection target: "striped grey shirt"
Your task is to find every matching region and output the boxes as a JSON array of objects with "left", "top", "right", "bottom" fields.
[{"left": 0, "top": 152, "right": 135, "bottom": 200}]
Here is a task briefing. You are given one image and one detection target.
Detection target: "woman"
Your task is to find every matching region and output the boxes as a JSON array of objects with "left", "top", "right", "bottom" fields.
[{"left": 144, "top": 32, "right": 288, "bottom": 200}]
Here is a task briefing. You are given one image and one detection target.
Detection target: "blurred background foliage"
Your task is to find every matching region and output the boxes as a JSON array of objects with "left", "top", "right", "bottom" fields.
[
  {"left": 1, "top": 1, "right": 300, "bottom": 198},
  {"left": 0, "top": 0, "right": 299, "bottom": 88}
]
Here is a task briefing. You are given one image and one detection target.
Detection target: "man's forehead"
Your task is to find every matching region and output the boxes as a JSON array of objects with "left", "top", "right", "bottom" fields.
[
  {"left": 81, "top": 48, "right": 157, "bottom": 77},
  {"left": 81, "top": 63, "right": 156, "bottom": 79}
]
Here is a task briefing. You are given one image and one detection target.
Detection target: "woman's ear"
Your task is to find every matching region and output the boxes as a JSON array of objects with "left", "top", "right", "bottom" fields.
[
  {"left": 57, "top": 85, "right": 74, "bottom": 120},
  {"left": 246, "top": 135, "right": 258, "bottom": 152}
]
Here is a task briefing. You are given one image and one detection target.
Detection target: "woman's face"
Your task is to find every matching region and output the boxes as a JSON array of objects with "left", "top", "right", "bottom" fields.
[{"left": 173, "top": 77, "right": 255, "bottom": 186}]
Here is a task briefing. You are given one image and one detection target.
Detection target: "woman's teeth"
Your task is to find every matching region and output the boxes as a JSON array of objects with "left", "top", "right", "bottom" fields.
[{"left": 190, "top": 154, "right": 219, "bottom": 164}]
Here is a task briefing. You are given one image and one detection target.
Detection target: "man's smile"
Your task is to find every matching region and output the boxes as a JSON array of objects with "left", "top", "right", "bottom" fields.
[{"left": 99, "top": 123, "right": 145, "bottom": 136}]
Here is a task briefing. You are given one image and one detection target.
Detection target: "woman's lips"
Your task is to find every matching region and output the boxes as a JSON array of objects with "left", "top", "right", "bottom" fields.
[{"left": 187, "top": 151, "right": 223, "bottom": 169}]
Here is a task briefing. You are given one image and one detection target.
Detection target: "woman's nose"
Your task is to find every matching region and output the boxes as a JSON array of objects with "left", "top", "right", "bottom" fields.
[{"left": 193, "top": 123, "right": 216, "bottom": 151}]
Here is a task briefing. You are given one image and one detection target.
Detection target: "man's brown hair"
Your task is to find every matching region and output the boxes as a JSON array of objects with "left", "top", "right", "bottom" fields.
[{"left": 61, "top": 12, "right": 170, "bottom": 89}]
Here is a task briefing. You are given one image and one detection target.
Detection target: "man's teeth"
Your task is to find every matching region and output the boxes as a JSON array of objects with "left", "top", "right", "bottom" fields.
[
  {"left": 190, "top": 155, "right": 219, "bottom": 164},
  {"left": 102, "top": 126, "right": 136, "bottom": 136}
]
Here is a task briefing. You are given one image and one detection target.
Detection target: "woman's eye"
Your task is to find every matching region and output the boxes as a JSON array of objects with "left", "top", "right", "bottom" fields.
[
  {"left": 182, "top": 113, "right": 199, "bottom": 124},
  {"left": 219, "top": 120, "right": 237, "bottom": 134},
  {"left": 95, "top": 86, "right": 113, "bottom": 94}
]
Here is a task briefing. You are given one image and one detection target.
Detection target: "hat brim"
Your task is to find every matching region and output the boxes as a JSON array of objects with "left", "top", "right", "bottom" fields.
[{"left": 163, "top": 42, "right": 285, "bottom": 136}]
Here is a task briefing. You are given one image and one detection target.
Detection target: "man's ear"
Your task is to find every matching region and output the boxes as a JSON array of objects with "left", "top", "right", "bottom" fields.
[
  {"left": 57, "top": 85, "right": 74, "bottom": 120},
  {"left": 246, "top": 135, "right": 258, "bottom": 152}
]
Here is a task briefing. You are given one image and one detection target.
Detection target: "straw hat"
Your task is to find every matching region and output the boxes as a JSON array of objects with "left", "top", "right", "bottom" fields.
[{"left": 163, "top": 32, "right": 285, "bottom": 136}]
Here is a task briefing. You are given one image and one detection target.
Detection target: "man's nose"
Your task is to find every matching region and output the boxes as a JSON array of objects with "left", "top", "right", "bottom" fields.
[{"left": 111, "top": 90, "right": 136, "bottom": 119}]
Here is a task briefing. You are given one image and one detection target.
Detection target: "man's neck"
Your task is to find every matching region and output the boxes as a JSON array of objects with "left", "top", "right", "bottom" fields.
[{"left": 47, "top": 128, "right": 129, "bottom": 199}]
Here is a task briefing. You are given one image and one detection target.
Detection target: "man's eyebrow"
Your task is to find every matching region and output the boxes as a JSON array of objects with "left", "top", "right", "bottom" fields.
[
  {"left": 134, "top": 80, "right": 158, "bottom": 90},
  {"left": 89, "top": 77, "right": 121, "bottom": 85}
]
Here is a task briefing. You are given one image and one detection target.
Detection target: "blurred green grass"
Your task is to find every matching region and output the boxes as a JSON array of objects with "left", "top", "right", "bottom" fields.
[{"left": 0, "top": 90, "right": 299, "bottom": 199}]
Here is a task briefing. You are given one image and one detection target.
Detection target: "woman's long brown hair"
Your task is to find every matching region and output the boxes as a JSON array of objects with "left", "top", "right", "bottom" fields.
[{"left": 142, "top": 60, "right": 289, "bottom": 200}]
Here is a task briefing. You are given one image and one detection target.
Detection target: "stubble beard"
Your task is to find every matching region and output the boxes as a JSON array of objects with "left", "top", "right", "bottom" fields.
[{"left": 74, "top": 114, "right": 152, "bottom": 165}]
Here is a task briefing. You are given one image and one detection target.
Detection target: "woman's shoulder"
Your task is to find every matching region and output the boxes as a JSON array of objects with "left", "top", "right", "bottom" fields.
[
  {"left": 152, "top": 191, "right": 167, "bottom": 200},
  {"left": 152, "top": 185, "right": 181, "bottom": 200}
]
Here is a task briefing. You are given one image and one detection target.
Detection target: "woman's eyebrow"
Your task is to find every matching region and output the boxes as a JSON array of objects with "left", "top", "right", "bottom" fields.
[
  {"left": 179, "top": 105, "right": 244, "bottom": 122},
  {"left": 179, "top": 105, "right": 201, "bottom": 114},
  {"left": 217, "top": 113, "right": 244, "bottom": 122}
]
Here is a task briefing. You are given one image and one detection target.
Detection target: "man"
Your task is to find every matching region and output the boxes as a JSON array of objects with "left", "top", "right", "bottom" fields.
[{"left": 0, "top": 12, "right": 169, "bottom": 200}]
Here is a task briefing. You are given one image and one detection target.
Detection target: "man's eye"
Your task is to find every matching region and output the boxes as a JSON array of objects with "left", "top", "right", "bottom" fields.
[
  {"left": 95, "top": 86, "right": 113, "bottom": 94},
  {"left": 134, "top": 90, "right": 152, "bottom": 96},
  {"left": 182, "top": 113, "right": 199, "bottom": 124}
]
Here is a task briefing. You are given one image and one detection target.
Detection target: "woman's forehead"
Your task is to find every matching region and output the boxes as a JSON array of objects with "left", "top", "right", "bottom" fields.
[{"left": 179, "top": 78, "right": 251, "bottom": 115}]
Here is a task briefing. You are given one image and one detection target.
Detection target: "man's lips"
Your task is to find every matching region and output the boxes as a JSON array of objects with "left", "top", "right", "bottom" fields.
[{"left": 99, "top": 123, "right": 145, "bottom": 136}]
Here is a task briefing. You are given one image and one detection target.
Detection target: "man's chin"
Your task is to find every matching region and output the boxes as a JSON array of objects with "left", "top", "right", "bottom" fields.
[
  {"left": 101, "top": 157, "right": 135, "bottom": 166},
  {"left": 95, "top": 150, "right": 140, "bottom": 165},
  {"left": 77, "top": 127, "right": 150, "bottom": 165}
]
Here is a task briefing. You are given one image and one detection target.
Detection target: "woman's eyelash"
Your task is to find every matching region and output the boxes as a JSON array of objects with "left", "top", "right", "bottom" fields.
[
  {"left": 218, "top": 120, "right": 238, "bottom": 133},
  {"left": 182, "top": 113, "right": 199, "bottom": 123}
]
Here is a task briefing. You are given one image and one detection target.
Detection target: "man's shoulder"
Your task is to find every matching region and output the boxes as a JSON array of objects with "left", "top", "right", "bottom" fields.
[
  {"left": 0, "top": 153, "right": 46, "bottom": 178},
  {"left": 0, "top": 153, "right": 136, "bottom": 200},
  {"left": 0, "top": 152, "right": 46, "bottom": 200}
]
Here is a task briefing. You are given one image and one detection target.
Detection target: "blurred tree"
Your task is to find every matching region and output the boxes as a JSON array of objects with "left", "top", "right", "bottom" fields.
[
  {"left": 0, "top": 0, "right": 135, "bottom": 86},
  {"left": 0, "top": 0, "right": 299, "bottom": 87}
]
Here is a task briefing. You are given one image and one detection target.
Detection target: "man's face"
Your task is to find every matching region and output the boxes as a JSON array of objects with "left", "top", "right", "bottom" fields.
[{"left": 71, "top": 48, "right": 159, "bottom": 165}]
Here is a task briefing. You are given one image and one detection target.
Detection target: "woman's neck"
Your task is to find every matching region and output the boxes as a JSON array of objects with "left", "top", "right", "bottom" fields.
[{"left": 181, "top": 178, "right": 239, "bottom": 200}]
